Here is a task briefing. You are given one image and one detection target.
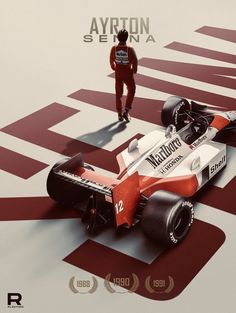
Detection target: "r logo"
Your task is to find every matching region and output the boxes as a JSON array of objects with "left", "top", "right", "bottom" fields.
[{"left": 8, "top": 293, "right": 22, "bottom": 306}]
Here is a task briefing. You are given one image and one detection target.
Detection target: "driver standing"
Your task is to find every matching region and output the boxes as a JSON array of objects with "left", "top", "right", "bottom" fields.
[{"left": 110, "top": 29, "right": 138, "bottom": 122}]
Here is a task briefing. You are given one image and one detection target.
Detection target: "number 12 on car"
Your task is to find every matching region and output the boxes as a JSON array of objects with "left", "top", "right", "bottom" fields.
[{"left": 115, "top": 200, "right": 124, "bottom": 214}]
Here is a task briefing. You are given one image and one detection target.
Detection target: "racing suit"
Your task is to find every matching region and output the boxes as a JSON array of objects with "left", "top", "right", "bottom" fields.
[{"left": 110, "top": 44, "right": 138, "bottom": 114}]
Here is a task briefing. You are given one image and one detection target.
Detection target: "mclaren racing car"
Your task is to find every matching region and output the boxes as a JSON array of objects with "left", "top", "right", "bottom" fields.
[{"left": 47, "top": 96, "right": 236, "bottom": 246}]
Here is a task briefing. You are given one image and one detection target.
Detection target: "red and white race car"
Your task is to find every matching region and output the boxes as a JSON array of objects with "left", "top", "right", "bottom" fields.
[{"left": 47, "top": 96, "right": 236, "bottom": 247}]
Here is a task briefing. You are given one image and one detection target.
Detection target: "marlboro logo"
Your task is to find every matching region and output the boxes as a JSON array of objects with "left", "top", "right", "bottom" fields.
[{"left": 145, "top": 138, "right": 182, "bottom": 169}]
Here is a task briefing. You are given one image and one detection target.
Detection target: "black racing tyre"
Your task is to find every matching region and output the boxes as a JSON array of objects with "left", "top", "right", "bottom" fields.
[
  {"left": 141, "top": 190, "right": 194, "bottom": 246},
  {"left": 161, "top": 96, "right": 191, "bottom": 130},
  {"left": 47, "top": 158, "right": 93, "bottom": 206}
]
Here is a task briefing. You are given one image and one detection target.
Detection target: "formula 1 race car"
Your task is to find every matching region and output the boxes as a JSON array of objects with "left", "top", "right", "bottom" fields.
[{"left": 47, "top": 96, "right": 236, "bottom": 246}]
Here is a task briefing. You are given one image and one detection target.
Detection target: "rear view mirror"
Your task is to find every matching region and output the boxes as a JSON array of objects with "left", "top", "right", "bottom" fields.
[
  {"left": 128, "top": 138, "right": 138, "bottom": 153},
  {"left": 165, "top": 124, "right": 176, "bottom": 138}
]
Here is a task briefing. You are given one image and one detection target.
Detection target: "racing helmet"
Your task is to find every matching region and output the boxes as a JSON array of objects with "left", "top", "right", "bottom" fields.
[{"left": 117, "top": 29, "right": 129, "bottom": 42}]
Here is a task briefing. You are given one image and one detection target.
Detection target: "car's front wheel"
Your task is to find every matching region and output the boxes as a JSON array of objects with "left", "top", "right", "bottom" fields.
[{"left": 161, "top": 96, "right": 191, "bottom": 130}]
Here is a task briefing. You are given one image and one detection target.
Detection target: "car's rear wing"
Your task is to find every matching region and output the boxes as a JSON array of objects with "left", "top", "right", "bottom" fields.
[
  {"left": 53, "top": 153, "right": 141, "bottom": 227},
  {"left": 56, "top": 170, "right": 113, "bottom": 196},
  {"left": 53, "top": 153, "right": 117, "bottom": 195}
]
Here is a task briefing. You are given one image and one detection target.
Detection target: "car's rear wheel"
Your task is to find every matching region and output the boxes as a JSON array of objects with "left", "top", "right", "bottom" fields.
[
  {"left": 161, "top": 96, "right": 191, "bottom": 130},
  {"left": 141, "top": 190, "right": 194, "bottom": 246}
]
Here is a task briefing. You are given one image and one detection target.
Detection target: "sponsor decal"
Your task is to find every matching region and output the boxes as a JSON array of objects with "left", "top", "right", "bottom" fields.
[
  {"left": 190, "top": 135, "right": 207, "bottom": 149},
  {"left": 170, "top": 232, "right": 178, "bottom": 244},
  {"left": 210, "top": 155, "right": 226, "bottom": 177},
  {"left": 174, "top": 101, "right": 186, "bottom": 125},
  {"left": 115, "top": 50, "right": 129, "bottom": 65},
  {"left": 83, "top": 17, "right": 156, "bottom": 43},
  {"left": 183, "top": 201, "right": 194, "bottom": 226},
  {"left": 159, "top": 155, "right": 183, "bottom": 175},
  {"left": 145, "top": 137, "right": 182, "bottom": 169}
]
